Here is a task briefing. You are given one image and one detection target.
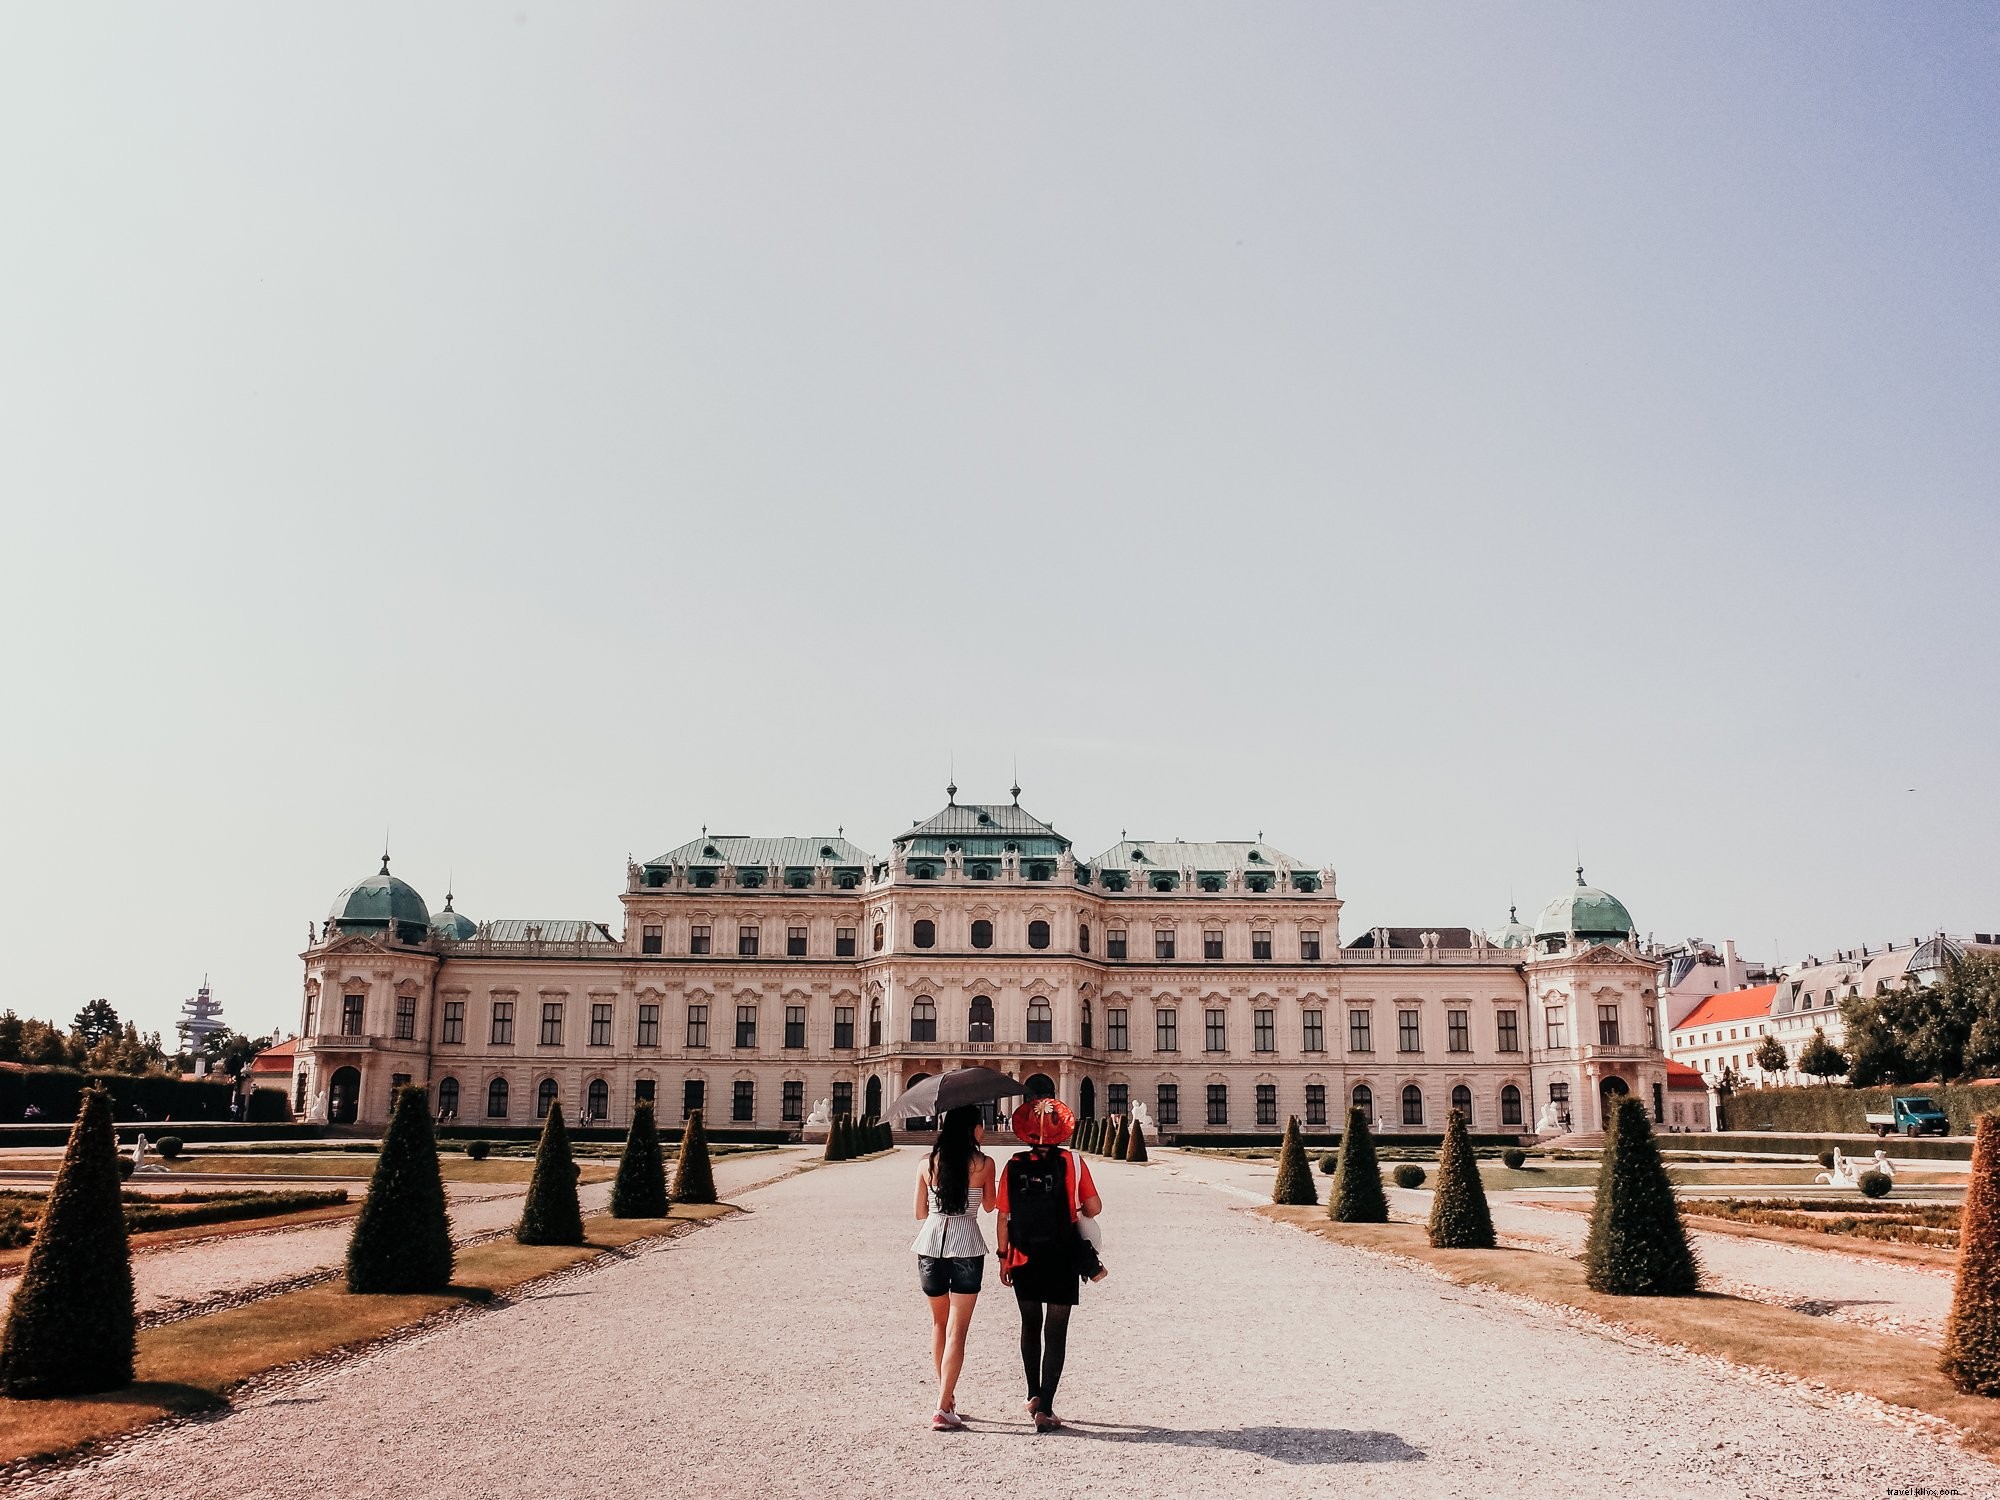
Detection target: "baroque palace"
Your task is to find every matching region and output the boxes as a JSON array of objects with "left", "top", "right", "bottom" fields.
[{"left": 295, "top": 789, "right": 1668, "bottom": 1136}]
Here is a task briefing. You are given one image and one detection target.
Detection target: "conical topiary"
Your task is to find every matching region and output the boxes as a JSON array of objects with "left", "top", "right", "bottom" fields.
[
  {"left": 1081, "top": 1118, "right": 1096, "bottom": 1153},
  {"left": 673, "top": 1107, "right": 717, "bottom": 1204},
  {"left": 611, "top": 1099, "right": 670, "bottom": 1218},
  {"left": 822, "top": 1114, "right": 844, "bottom": 1163},
  {"left": 1585, "top": 1096, "right": 1698, "bottom": 1295},
  {"left": 1094, "top": 1118, "right": 1108, "bottom": 1154},
  {"left": 516, "top": 1101, "right": 585, "bottom": 1246},
  {"left": 835, "top": 1114, "right": 853, "bottom": 1161},
  {"left": 1427, "top": 1107, "right": 1495, "bottom": 1249},
  {"left": 1272, "top": 1116, "right": 1318, "bottom": 1205},
  {"left": 1330, "top": 1106, "right": 1389, "bottom": 1223},
  {"left": 1113, "top": 1116, "right": 1130, "bottom": 1159},
  {"left": 1943, "top": 1112, "right": 2000, "bottom": 1393},
  {"left": 0, "top": 1087, "right": 134, "bottom": 1396},
  {"left": 348, "top": 1083, "right": 454, "bottom": 1291},
  {"left": 1126, "top": 1117, "right": 1149, "bottom": 1163}
]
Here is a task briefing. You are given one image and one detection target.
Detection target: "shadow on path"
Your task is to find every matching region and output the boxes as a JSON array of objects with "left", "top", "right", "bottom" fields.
[{"left": 1063, "top": 1423, "right": 1424, "bottom": 1465}]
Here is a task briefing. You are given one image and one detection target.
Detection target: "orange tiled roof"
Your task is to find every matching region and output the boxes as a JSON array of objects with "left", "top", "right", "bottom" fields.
[
  {"left": 1666, "top": 1060, "right": 1707, "bottom": 1091},
  {"left": 1673, "top": 983, "right": 1779, "bottom": 1034},
  {"left": 246, "top": 1039, "right": 297, "bottom": 1073}
]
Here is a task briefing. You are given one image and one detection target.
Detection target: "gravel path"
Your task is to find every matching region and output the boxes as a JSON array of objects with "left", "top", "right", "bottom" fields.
[
  {"left": 2, "top": 1148, "right": 805, "bottom": 1322},
  {"left": 26, "top": 1147, "right": 2000, "bottom": 1499}
]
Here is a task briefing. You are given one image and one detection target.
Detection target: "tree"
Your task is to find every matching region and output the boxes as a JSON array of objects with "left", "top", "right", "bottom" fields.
[
  {"left": 1796, "top": 1027, "right": 1849, "bottom": 1085},
  {"left": 516, "top": 1102, "right": 585, "bottom": 1246},
  {"left": 1753, "top": 1033, "right": 1789, "bottom": 1079},
  {"left": 611, "top": 1099, "right": 670, "bottom": 1218},
  {"left": 0, "top": 1088, "right": 134, "bottom": 1395},
  {"left": 1714, "top": 1065, "right": 1741, "bottom": 1097},
  {"left": 1843, "top": 992, "right": 1912, "bottom": 1087},
  {"left": 1330, "top": 1107, "right": 1388, "bottom": 1223},
  {"left": 1585, "top": 1096, "right": 1699, "bottom": 1296},
  {"left": 1271, "top": 1116, "right": 1318, "bottom": 1206},
  {"left": 1427, "top": 1108, "right": 1496, "bottom": 1250},
  {"left": 0, "top": 1011, "right": 22, "bottom": 1063},
  {"left": 673, "top": 1108, "right": 718, "bottom": 1205},
  {"left": 71, "top": 999, "right": 119, "bottom": 1049},
  {"left": 202, "top": 1030, "right": 271, "bottom": 1079},
  {"left": 1126, "top": 1118, "right": 1148, "bottom": 1163},
  {"left": 347, "top": 1084, "right": 453, "bottom": 1292},
  {"left": 1942, "top": 1112, "right": 2000, "bottom": 1393}
]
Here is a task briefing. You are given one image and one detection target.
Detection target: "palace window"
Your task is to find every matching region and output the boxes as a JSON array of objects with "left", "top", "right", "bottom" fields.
[
  {"left": 684, "top": 1079, "right": 705, "bottom": 1119},
  {"left": 1205, "top": 1009, "right": 1227, "bottom": 1053},
  {"left": 1155, "top": 1008, "right": 1178, "bottom": 1052},
  {"left": 1157, "top": 1084, "right": 1178, "bottom": 1125},
  {"left": 1451, "top": 1084, "right": 1472, "bottom": 1122},
  {"left": 1496, "top": 1009, "right": 1519, "bottom": 1053},
  {"left": 1598, "top": 1004, "right": 1621, "bottom": 1045},
  {"left": 537, "top": 1078, "right": 558, "bottom": 1119},
  {"left": 968, "top": 997, "right": 995, "bottom": 1042},
  {"left": 971, "top": 920, "right": 994, "bottom": 950},
  {"left": 1255, "top": 1083, "right": 1277, "bottom": 1126},
  {"left": 1302, "top": 1009, "right": 1324, "bottom": 1053},
  {"left": 1549, "top": 1080, "right": 1570, "bottom": 1107},
  {"left": 637, "top": 1003, "right": 660, "bottom": 1047},
  {"left": 1107, "top": 1008, "right": 1128, "bottom": 1051},
  {"left": 303, "top": 996, "right": 317, "bottom": 1036},
  {"left": 590, "top": 1003, "right": 613, "bottom": 1046},
  {"left": 486, "top": 1077, "right": 509, "bottom": 1118},
  {"left": 1398, "top": 1009, "right": 1421, "bottom": 1053},
  {"left": 1108, "top": 1083, "right": 1129, "bottom": 1117},
  {"left": 1254, "top": 1009, "right": 1275, "bottom": 1053},
  {"left": 834, "top": 1007, "right": 855, "bottom": 1049},
  {"left": 1106, "top": 929, "right": 1127, "bottom": 960},
  {"left": 733, "top": 1080, "right": 754, "bottom": 1122},
  {"left": 642, "top": 924, "right": 662, "bottom": 955},
  {"left": 1028, "top": 920, "right": 1051, "bottom": 950},
  {"left": 1646, "top": 1006, "right": 1657, "bottom": 1045},
  {"left": 1305, "top": 1083, "right": 1326, "bottom": 1126},
  {"left": 1027, "top": 999, "right": 1053, "bottom": 1044},
  {"left": 872, "top": 922, "right": 884, "bottom": 953},
  {"left": 1546, "top": 1007, "right": 1567, "bottom": 1048},
  {"left": 1206, "top": 1084, "right": 1228, "bottom": 1126},
  {"left": 1352, "top": 1083, "right": 1373, "bottom": 1118},
  {"left": 836, "top": 927, "right": 856, "bottom": 957},
  {"left": 911, "top": 998, "right": 938, "bottom": 1043},
  {"left": 735, "top": 1005, "right": 757, "bottom": 1048},
  {"left": 1252, "top": 931, "right": 1272, "bottom": 961},
  {"left": 686, "top": 1004, "right": 709, "bottom": 1047},
  {"left": 785, "top": 1006, "right": 806, "bottom": 1049},
  {"left": 635, "top": 1078, "right": 655, "bottom": 1105},
  {"left": 1204, "top": 930, "right": 1224, "bottom": 960},
  {"left": 441, "top": 1000, "right": 464, "bottom": 1044},
  {"left": 869, "top": 1000, "right": 882, "bottom": 1046},
  {"left": 832, "top": 1081, "right": 853, "bottom": 1118},
  {"left": 1078, "top": 922, "right": 1091, "bottom": 954},
  {"left": 1080, "top": 999, "right": 1093, "bottom": 1048},
  {"left": 913, "top": 919, "right": 936, "bottom": 949},
  {"left": 491, "top": 1001, "right": 514, "bottom": 1045},
  {"left": 1155, "top": 929, "right": 1176, "bottom": 960},
  {"left": 588, "top": 1077, "right": 609, "bottom": 1121},
  {"left": 1401, "top": 1085, "right": 1424, "bottom": 1126},
  {"left": 690, "top": 925, "right": 711, "bottom": 955},
  {"left": 1301, "top": 931, "right": 1321, "bottom": 961},
  {"left": 787, "top": 927, "right": 807, "bottom": 957},
  {"left": 1501, "top": 1084, "right": 1523, "bottom": 1126},
  {"left": 738, "top": 925, "right": 760, "bottom": 957},
  {"left": 394, "top": 995, "right": 416, "bottom": 1040},
  {"left": 437, "top": 1076, "right": 460, "bottom": 1118},
  {"left": 341, "top": 994, "right": 365, "bottom": 1036},
  {"left": 540, "top": 1003, "right": 564, "bottom": 1046},
  {"left": 1447, "top": 1009, "right": 1470, "bottom": 1053},
  {"left": 783, "top": 1080, "right": 804, "bottom": 1121},
  {"left": 1348, "top": 1009, "right": 1372, "bottom": 1052}
]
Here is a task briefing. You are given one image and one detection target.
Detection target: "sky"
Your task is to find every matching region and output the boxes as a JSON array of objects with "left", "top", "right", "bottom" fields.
[{"left": 2, "top": 4, "right": 1996, "bottom": 1042}]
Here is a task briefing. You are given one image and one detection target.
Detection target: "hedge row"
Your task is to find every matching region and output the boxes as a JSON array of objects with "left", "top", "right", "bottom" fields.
[
  {"left": 436, "top": 1124, "right": 793, "bottom": 1146},
  {"left": 1684, "top": 1131, "right": 1973, "bottom": 1162},
  {"left": 1718, "top": 1082, "right": 2000, "bottom": 1136},
  {"left": 0, "top": 1122, "right": 325, "bottom": 1148},
  {"left": 0, "top": 1068, "right": 237, "bottom": 1125},
  {"left": 1165, "top": 1130, "right": 1530, "bottom": 1150}
]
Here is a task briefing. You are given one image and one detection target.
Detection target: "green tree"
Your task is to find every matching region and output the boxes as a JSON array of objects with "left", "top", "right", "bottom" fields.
[
  {"left": 1126, "top": 1118, "right": 1148, "bottom": 1162},
  {"left": 1271, "top": 1116, "right": 1318, "bottom": 1206},
  {"left": 1585, "top": 1096, "right": 1699, "bottom": 1296},
  {"left": 673, "top": 1108, "right": 718, "bottom": 1205},
  {"left": 1842, "top": 991, "right": 1912, "bottom": 1086},
  {"left": 20, "top": 1019, "right": 80, "bottom": 1069},
  {"left": 202, "top": 1030, "right": 272, "bottom": 1078},
  {"left": 1796, "top": 1027, "right": 1848, "bottom": 1084},
  {"left": 611, "top": 1099, "right": 670, "bottom": 1218},
  {"left": 0, "top": 1088, "right": 134, "bottom": 1395},
  {"left": 516, "top": 1102, "right": 585, "bottom": 1246},
  {"left": 1427, "top": 1108, "right": 1496, "bottom": 1249},
  {"left": 1942, "top": 1112, "right": 2000, "bottom": 1393},
  {"left": 347, "top": 1084, "right": 454, "bottom": 1292},
  {"left": 1330, "top": 1107, "right": 1388, "bottom": 1223},
  {"left": 71, "top": 999, "right": 119, "bottom": 1048},
  {"left": 1753, "top": 1033, "right": 1789, "bottom": 1078},
  {"left": 0, "top": 1011, "right": 22, "bottom": 1063}
]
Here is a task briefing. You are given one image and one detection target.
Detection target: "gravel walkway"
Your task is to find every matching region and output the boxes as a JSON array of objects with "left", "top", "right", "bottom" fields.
[{"left": 25, "top": 1147, "right": 2000, "bottom": 1499}]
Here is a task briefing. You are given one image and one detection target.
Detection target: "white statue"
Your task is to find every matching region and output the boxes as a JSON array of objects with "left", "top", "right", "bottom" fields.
[
  {"left": 131, "top": 1134, "right": 148, "bottom": 1171},
  {"left": 309, "top": 1089, "right": 329, "bottom": 1124},
  {"left": 1870, "top": 1149, "right": 1896, "bottom": 1179},
  {"left": 1537, "top": 1100, "right": 1563, "bottom": 1134},
  {"left": 1815, "top": 1147, "right": 1859, "bottom": 1189},
  {"left": 1131, "top": 1101, "right": 1154, "bottom": 1135},
  {"left": 805, "top": 1097, "right": 832, "bottom": 1128}
]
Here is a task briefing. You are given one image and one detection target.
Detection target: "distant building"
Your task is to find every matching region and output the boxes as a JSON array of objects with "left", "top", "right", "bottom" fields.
[
  {"left": 241, "top": 1037, "right": 298, "bottom": 1109},
  {"left": 1668, "top": 983, "right": 1781, "bottom": 1088},
  {"left": 1664, "top": 1060, "right": 1711, "bottom": 1131},
  {"left": 1657, "top": 939, "right": 1773, "bottom": 1030}
]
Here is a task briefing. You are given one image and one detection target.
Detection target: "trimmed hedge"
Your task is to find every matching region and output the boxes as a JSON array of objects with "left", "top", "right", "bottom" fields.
[
  {"left": 1943, "top": 1114, "right": 2000, "bottom": 1393},
  {"left": 347, "top": 1085, "right": 453, "bottom": 1293},
  {"left": 1427, "top": 1109, "right": 1495, "bottom": 1250},
  {"left": 515, "top": 1103, "right": 584, "bottom": 1246},
  {"left": 1687, "top": 1132, "right": 1973, "bottom": 1162},
  {"left": 1719, "top": 1081, "right": 2000, "bottom": 1136},
  {"left": 1271, "top": 1117, "right": 1317, "bottom": 1206},
  {"left": 611, "top": 1100, "right": 670, "bottom": 1218},
  {"left": 0, "top": 1067, "right": 235, "bottom": 1125},
  {"left": 1330, "top": 1108, "right": 1389, "bottom": 1224},
  {"left": 1165, "top": 1131, "right": 1528, "bottom": 1150},
  {"left": 1126, "top": 1118, "right": 1148, "bottom": 1163},
  {"left": 244, "top": 1087, "right": 291, "bottom": 1123},
  {"left": 672, "top": 1108, "right": 717, "bottom": 1205},
  {"left": 1586, "top": 1097, "right": 1699, "bottom": 1297}
]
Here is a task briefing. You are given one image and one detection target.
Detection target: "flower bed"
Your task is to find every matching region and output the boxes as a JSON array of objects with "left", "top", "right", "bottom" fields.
[
  {"left": 1680, "top": 1196, "right": 1961, "bottom": 1248},
  {"left": 0, "top": 1188, "right": 350, "bottom": 1241}
]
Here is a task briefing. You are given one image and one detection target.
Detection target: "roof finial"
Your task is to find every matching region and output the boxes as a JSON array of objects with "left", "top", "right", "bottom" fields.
[
  {"left": 444, "top": 867, "right": 455, "bottom": 911},
  {"left": 1509, "top": 903, "right": 1518, "bottom": 922},
  {"left": 946, "top": 752, "right": 957, "bottom": 805},
  {"left": 380, "top": 831, "right": 391, "bottom": 875},
  {"left": 1010, "top": 755, "right": 1020, "bottom": 804},
  {"left": 1576, "top": 863, "right": 1586, "bottom": 886}
]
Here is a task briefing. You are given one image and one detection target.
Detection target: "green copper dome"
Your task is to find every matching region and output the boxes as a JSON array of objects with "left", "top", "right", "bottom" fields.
[
  {"left": 1487, "top": 905, "right": 1534, "bottom": 949},
  {"left": 330, "top": 856, "right": 432, "bottom": 942},
  {"left": 431, "top": 892, "right": 476, "bottom": 942},
  {"left": 1533, "top": 868, "right": 1635, "bottom": 944}
]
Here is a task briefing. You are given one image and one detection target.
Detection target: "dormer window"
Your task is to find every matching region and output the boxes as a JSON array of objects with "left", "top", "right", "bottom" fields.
[
  {"left": 1247, "top": 850, "right": 1264, "bottom": 862},
  {"left": 739, "top": 869, "right": 765, "bottom": 888},
  {"left": 1004, "top": 841, "right": 1018, "bottom": 852},
  {"left": 703, "top": 844, "right": 720, "bottom": 859},
  {"left": 1028, "top": 864, "right": 1051, "bottom": 881},
  {"left": 693, "top": 869, "right": 716, "bottom": 888},
  {"left": 1129, "top": 849, "right": 1145, "bottom": 862},
  {"left": 1246, "top": 875, "right": 1271, "bottom": 893},
  {"left": 820, "top": 845, "right": 836, "bottom": 859},
  {"left": 976, "top": 813, "right": 992, "bottom": 825},
  {"left": 913, "top": 864, "right": 936, "bottom": 880}
]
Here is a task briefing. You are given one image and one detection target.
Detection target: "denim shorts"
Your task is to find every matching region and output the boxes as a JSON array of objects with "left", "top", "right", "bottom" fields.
[{"left": 918, "top": 1254, "right": 985, "bottom": 1297}]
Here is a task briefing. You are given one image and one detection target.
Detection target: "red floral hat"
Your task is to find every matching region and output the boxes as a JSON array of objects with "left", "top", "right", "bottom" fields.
[{"left": 1011, "top": 1097, "right": 1076, "bottom": 1146}]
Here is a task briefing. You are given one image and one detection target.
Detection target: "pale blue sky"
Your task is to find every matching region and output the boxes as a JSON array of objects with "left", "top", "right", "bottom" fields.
[{"left": 2, "top": 5, "right": 1995, "bottom": 1039}]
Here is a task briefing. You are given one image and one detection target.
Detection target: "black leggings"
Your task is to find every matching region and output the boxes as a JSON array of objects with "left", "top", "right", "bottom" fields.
[{"left": 1015, "top": 1291, "right": 1073, "bottom": 1411}]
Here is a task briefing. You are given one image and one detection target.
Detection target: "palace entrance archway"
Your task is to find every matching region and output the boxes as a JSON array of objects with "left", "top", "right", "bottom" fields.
[
  {"left": 329, "top": 1066, "right": 361, "bottom": 1126},
  {"left": 1598, "top": 1074, "right": 1629, "bottom": 1129}
]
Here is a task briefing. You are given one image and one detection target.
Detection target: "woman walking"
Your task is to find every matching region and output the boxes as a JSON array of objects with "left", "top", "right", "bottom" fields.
[
  {"left": 911, "top": 1104, "right": 996, "bottom": 1431},
  {"left": 997, "top": 1098, "right": 1103, "bottom": 1433}
]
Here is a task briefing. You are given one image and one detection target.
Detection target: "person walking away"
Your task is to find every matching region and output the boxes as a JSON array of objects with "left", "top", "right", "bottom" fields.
[
  {"left": 911, "top": 1104, "right": 996, "bottom": 1430},
  {"left": 997, "top": 1098, "right": 1104, "bottom": 1433}
]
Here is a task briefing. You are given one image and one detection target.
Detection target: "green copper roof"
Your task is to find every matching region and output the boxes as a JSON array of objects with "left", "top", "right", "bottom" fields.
[
  {"left": 647, "top": 835, "right": 874, "bottom": 869},
  {"left": 1487, "top": 905, "right": 1534, "bottom": 949},
  {"left": 1088, "top": 839, "right": 1305, "bottom": 874},
  {"left": 1533, "top": 870, "right": 1635, "bottom": 941},
  {"left": 894, "top": 799, "right": 1069, "bottom": 854},
  {"left": 431, "top": 895, "right": 477, "bottom": 942},
  {"left": 330, "top": 857, "right": 431, "bottom": 937}
]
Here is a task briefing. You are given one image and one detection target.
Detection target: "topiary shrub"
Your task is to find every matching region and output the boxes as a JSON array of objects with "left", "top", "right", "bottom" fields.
[
  {"left": 1113, "top": 1116, "right": 1131, "bottom": 1160},
  {"left": 1330, "top": 1107, "right": 1389, "bottom": 1224},
  {"left": 1586, "top": 1096, "right": 1700, "bottom": 1296},
  {"left": 465, "top": 1140, "right": 491, "bottom": 1160},
  {"left": 611, "top": 1100, "right": 670, "bottom": 1219},
  {"left": 515, "top": 1103, "right": 584, "bottom": 1246},
  {"left": 155, "top": 1136, "right": 183, "bottom": 1161},
  {"left": 1126, "top": 1117, "right": 1148, "bottom": 1163},
  {"left": 1428, "top": 1109, "right": 1495, "bottom": 1249},
  {"left": 1319, "top": 1152, "right": 1338, "bottom": 1175},
  {"left": 1393, "top": 1163, "right": 1427, "bottom": 1189},
  {"left": 1858, "top": 1169, "right": 1892, "bottom": 1199},
  {"left": 1943, "top": 1113, "right": 2000, "bottom": 1393},
  {"left": 1501, "top": 1148, "right": 1527, "bottom": 1170},
  {"left": 823, "top": 1115, "right": 845, "bottom": 1163},
  {"left": 1271, "top": 1117, "right": 1318, "bottom": 1206},
  {"left": 245, "top": 1086, "right": 291, "bottom": 1123},
  {"left": 673, "top": 1108, "right": 717, "bottom": 1205},
  {"left": 347, "top": 1084, "right": 453, "bottom": 1293},
  {"left": 0, "top": 1088, "right": 135, "bottom": 1395}
]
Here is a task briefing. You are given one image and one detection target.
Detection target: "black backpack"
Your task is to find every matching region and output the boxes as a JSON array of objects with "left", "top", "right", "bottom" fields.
[{"left": 1007, "top": 1150, "right": 1071, "bottom": 1253}]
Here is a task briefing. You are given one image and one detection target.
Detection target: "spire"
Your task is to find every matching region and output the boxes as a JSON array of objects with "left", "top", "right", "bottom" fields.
[
  {"left": 1576, "top": 864, "right": 1587, "bottom": 886},
  {"left": 1011, "top": 755, "right": 1021, "bottom": 804},
  {"left": 1509, "top": 904, "right": 1518, "bottom": 922}
]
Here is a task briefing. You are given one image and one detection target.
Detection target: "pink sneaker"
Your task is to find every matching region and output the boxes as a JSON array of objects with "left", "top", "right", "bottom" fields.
[{"left": 932, "top": 1409, "right": 965, "bottom": 1431}]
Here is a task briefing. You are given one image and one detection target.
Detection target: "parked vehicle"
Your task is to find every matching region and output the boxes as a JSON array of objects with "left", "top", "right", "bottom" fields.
[{"left": 1865, "top": 1096, "right": 1949, "bottom": 1137}]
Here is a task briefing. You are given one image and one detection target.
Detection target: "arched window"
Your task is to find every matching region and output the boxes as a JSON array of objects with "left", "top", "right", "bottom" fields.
[
  {"left": 1027, "top": 998, "right": 1053, "bottom": 1043},
  {"left": 1080, "top": 998, "right": 1093, "bottom": 1049},
  {"left": 1450, "top": 1084, "right": 1472, "bottom": 1123},
  {"left": 1500, "top": 1083, "right": 1522, "bottom": 1126},
  {"left": 910, "top": 997, "right": 937, "bottom": 1043},
  {"left": 1079, "top": 922, "right": 1091, "bottom": 954},
  {"left": 437, "top": 1076, "right": 460, "bottom": 1119},
  {"left": 913, "top": 919, "right": 935, "bottom": 949},
  {"left": 486, "top": 1077, "right": 509, "bottom": 1118},
  {"left": 588, "top": 1077, "right": 609, "bottom": 1121},
  {"left": 537, "top": 1078, "right": 559, "bottom": 1119},
  {"left": 1352, "top": 1083, "right": 1372, "bottom": 1118},
  {"left": 872, "top": 922, "right": 885, "bottom": 952},
  {"left": 971, "top": 919, "right": 993, "bottom": 949},
  {"left": 1401, "top": 1085, "right": 1424, "bottom": 1126},
  {"left": 968, "top": 996, "right": 995, "bottom": 1042},
  {"left": 1027, "top": 920, "right": 1050, "bottom": 950}
]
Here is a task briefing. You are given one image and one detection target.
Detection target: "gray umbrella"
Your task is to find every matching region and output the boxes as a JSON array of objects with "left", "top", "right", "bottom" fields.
[{"left": 883, "top": 1067, "right": 1026, "bottom": 1123}]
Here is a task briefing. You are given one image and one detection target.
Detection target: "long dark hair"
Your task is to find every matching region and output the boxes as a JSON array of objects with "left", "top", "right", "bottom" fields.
[{"left": 928, "top": 1105, "right": 981, "bottom": 1215}]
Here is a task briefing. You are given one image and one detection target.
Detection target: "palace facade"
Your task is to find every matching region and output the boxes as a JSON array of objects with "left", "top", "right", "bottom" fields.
[{"left": 295, "top": 791, "right": 1669, "bottom": 1136}]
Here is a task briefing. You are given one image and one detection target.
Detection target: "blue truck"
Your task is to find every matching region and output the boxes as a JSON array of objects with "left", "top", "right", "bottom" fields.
[{"left": 1865, "top": 1096, "right": 1950, "bottom": 1137}]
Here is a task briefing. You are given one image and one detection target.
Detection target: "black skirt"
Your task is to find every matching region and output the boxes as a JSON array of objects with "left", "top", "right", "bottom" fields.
[{"left": 1011, "top": 1246, "right": 1080, "bottom": 1307}]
